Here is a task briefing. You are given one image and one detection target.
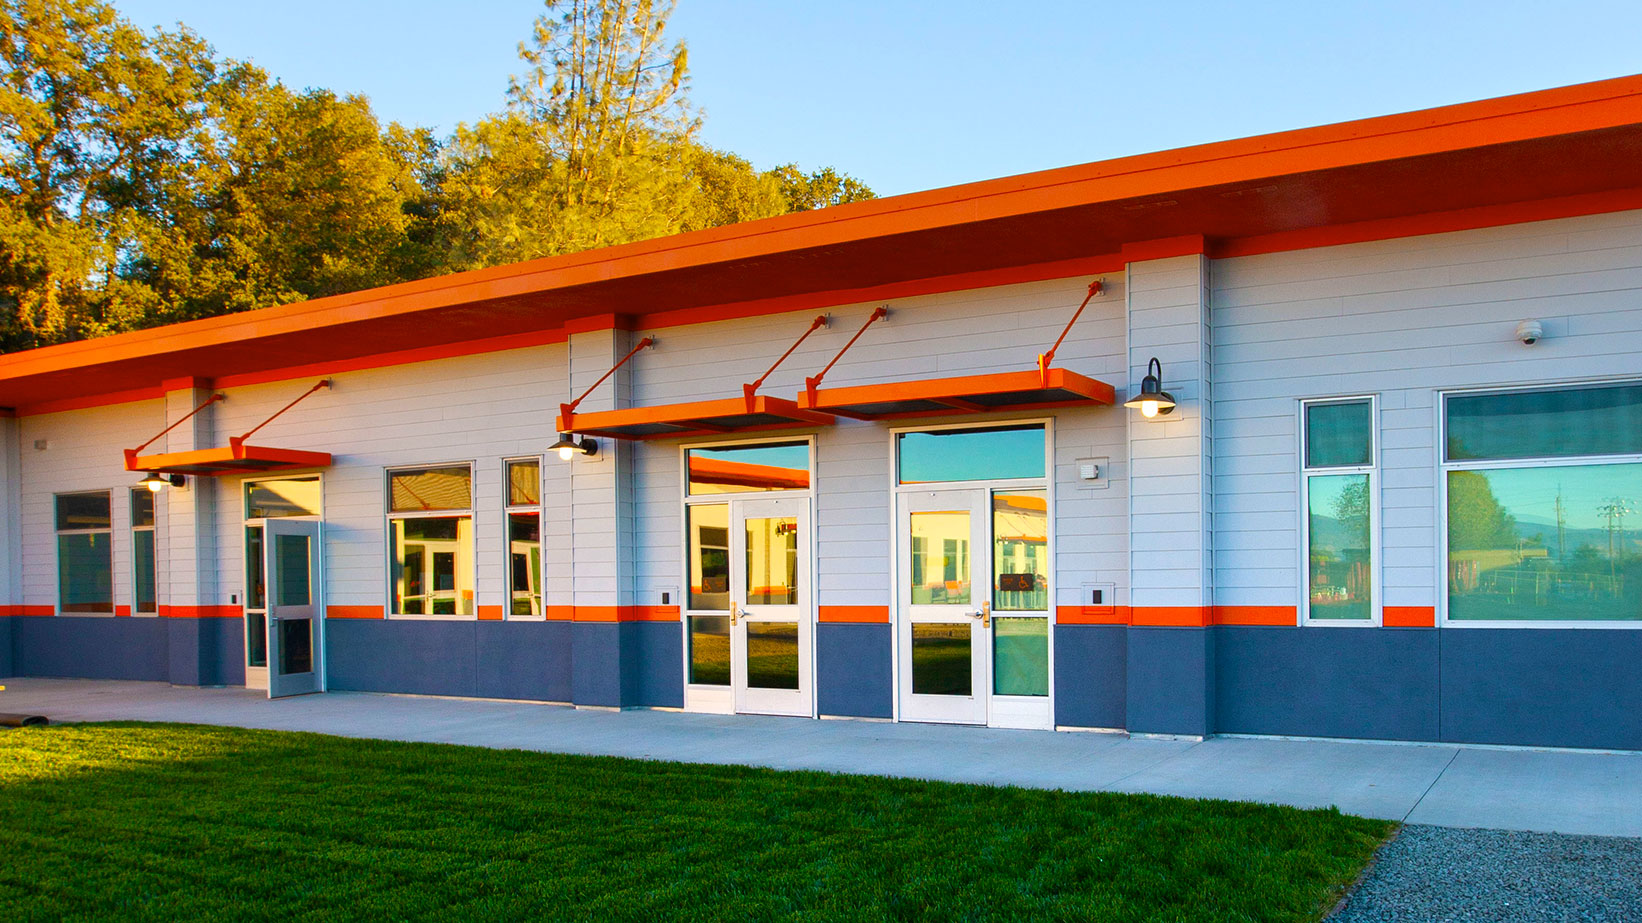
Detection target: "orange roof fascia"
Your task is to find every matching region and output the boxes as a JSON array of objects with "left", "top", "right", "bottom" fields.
[
  {"left": 5, "top": 75, "right": 1642, "bottom": 386},
  {"left": 797, "top": 368, "right": 1116, "bottom": 418}
]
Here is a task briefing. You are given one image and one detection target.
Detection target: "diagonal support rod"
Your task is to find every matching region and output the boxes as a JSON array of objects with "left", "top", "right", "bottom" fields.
[
  {"left": 1037, "top": 278, "right": 1104, "bottom": 387},
  {"left": 743, "top": 315, "right": 828, "bottom": 409},
  {"left": 804, "top": 306, "right": 888, "bottom": 404},
  {"left": 231, "top": 380, "right": 332, "bottom": 451},
  {"left": 559, "top": 336, "right": 656, "bottom": 431},
  {"left": 129, "top": 391, "right": 225, "bottom": 458}
]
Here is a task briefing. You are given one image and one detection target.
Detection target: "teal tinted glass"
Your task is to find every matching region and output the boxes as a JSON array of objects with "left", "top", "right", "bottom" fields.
[
  {"left": 57, "top": 533, "right": 112, "bottom": 613},
  {"left": 1447, "top": 384, "right": 1642, "bottom": 462},
  {"left": 1448, "top": 463, "right": 1642, "bottom": 621},
  {"left": 993, "top": 617, "right": 1048, "bottom": 696},
  {"left": 1308, "top": 473, "right": 1372, "bottom": 620},
  {"left": 1305, "top": 400, "right": 1373, "bottom": 469},
  {"left": 133, "top": 530, "right": 157, "bottom": 614},
  {"left": 898, "top": 425, "right": 1045, "bottom": 484}
]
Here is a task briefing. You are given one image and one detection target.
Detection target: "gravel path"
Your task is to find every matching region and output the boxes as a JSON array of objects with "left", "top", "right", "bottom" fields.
[{"left": 1330, "top": 824, "right": 1642, "bottom": 922}]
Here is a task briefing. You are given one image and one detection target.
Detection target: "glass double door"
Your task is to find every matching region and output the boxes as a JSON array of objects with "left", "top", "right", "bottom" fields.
[
  {"left": 897, "top": 488, "right": 1052, "bottom": 727},
  {"left": 686, "top": 496, "right": 813, "bottom": 717},
  {"left": 246, "top": 519, "right": 322, "bottom": 698}
]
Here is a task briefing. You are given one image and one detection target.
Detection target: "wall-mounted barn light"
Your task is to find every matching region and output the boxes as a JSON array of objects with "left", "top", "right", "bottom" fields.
[
  {"left": 1123, "top": 357, "right": 1177, "bottom": 419},
  {"left": 550, "top": 433, "right": 598, "bottom": 461},
  {"left": 139, "top": 472, "right": 186, "bottom": 492}
]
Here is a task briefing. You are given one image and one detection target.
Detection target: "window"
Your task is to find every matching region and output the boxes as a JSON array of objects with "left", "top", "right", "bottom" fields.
[
  {"left": 387, "top": 465, "right": 474, "bottom": 616},
  {"left": 245, "top": 476, "right": 321, "bottom": 519},
  {"left": 1443, "top": 382, "right": 1642, "bottom": 624},
  {"left": 1301, "top": 398, "right": 1376, "bottom": 623},
  {"left": 131, "top": 489, "right": 157, "bottom": 615},
  {"left": 57, "top": 492, "right": 112, "bottom": 614},
  {"left": 993, "top": 489, "right": 1048, "bottom": 697},
  {"left": 897, "top": 424, "right": 1046, "bottom": 484},
  {"left": 505, "top": 458, "right": 542, "bottom": 617},
  {"left": 686, "top": 442, "right": 809, "bottom": 494}
]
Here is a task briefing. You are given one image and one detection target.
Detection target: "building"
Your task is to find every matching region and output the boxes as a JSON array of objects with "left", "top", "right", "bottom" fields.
[{"left": 3, "top": 76, "right": 1642, "bottom": 750}]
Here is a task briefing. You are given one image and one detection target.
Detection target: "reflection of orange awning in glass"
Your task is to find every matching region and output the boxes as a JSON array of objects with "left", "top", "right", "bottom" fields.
[{"left": 688, "top": 456, "right": 809, "bottom": 491}]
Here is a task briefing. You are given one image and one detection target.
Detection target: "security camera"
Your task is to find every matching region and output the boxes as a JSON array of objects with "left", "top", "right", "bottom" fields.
[{"left": 1515, "top": 320, "right": 1543, "bottom": 346}]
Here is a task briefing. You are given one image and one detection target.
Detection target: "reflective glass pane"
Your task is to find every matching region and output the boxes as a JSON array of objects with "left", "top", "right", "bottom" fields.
[
  {"left": 910, "top": 511, "right": 970, "bottom": 605},
  {"left": 130, "top": 489, "right": 155, "bottom": 528},
  {"left": 1308, "top": 473, "right": 1372, "bottom": 620},
  {"left": 509, "top": 512, "right": 541, "bottom": 616},
  {"left": 57, "top": 533, "right": 112, "bottom": 613},
  {"left": 687, "top": 442, "right": 810, "bottom": 494},
  {"left": 244, "top": 477, "right": 321, "bottom": 519},
  {"left": 993, "top": 617, "right": 1048, "bottom": 696},
  {"left": 275, "top": 534, "right": 311, "bottom": 607},
  {"left": 246, "top": 613, "right": 267, "bottom": 668},
  {"left": 911, "top": 623, "right": 972, "bottom": 695},
  {"left": 994, "top": 491, "right": 1048, "bottom": 611},
  {"left": 278, "top": 617, "right": 312, "bottom": 675},
  {"left": 389, "top": 466, "right": 472, "bottom": 512},
  {"left": 688, "top": 504, "right": 730, "bottom": 610},
  {"left": 391, "top": 516, "right": 473, "bottom": 615},
  {"left": 897, "top": 425, "right": 1045, "bottom": 484},
  {"left": 1448, "top": 463, "right": 1642, "bottom": 621},
  {"left": 133, "top": 529, "right": 156, "bottom": 614},
  {"left": 1305, "top": 400, "right": 1373, "bottom": 469},
  {"left": 745, "top": 622, "right": 800, "bottom": 689},
  {"left": 56, "top": 492, "right": 110, "bottom": 531},
  {"left": 507, "top": 459, "right": 540, "bottom": 507},
  {"left": 246, "top": 526, "right": 265, "bottom": 609},
  {"left": 746, "top": 517, "right": 798, "bottom": 605},
  {"left": 688, "top": 615, "right": 730, "bottom": 685},
  {"left": 1447, "top": 384, "right": 1642, "bottom": 462}
]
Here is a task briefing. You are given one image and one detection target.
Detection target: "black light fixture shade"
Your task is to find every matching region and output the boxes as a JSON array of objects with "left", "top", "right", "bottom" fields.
[
  {"left": 550, "top": 432, "right": 598, "bottom": 461},
  {"left": 1122, "top": 357, "right": 1177, "bottom": 418},
  {"left": 139, "top": 472, "right": 186, "bottom": 492}
]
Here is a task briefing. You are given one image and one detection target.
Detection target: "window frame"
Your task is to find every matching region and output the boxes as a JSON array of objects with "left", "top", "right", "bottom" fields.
[
  {"left": 54, "top": 490, "right": 115, "bottom": 618},
  {"left": 502, "top": 456, "right": 545, "bottom": 621},
  {"left": 1298, "top": 396, "right": 1381, "bottom": 627},
  {"left": 1438, "top": 378, "right": 1642, "bottom": 630},
  {"left": 384, "top": 461, "right": 477, "bottom": 620},
  {"left": 678, "top": 434, "right": 817, "bottom": 695},
  {"left": 130, "top": 487, "right": 158, "bottom": 617}
]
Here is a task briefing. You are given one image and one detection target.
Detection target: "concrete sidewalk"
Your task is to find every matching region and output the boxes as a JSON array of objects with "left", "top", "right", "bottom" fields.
[{"left": 4, "top": 677, "right": 1640, "bottom": 838}]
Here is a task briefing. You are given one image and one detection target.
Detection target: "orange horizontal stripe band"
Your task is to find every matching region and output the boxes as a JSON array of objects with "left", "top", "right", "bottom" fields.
[
  {"left": 1056, "top": 605, "right": 1129, "bottom": 625},
  {"left": 619, "top": 605, "right": 682, "bottom": 622},
  {"left": 1212, "top": 605, "right": 1297, "bottom": 627},
  {"left": 476, "top": 605, "right": 504, "bottom": 621},
  {"left": 115, "top": 605, "right": 132, "bottom": 618},
  {"left": 158, "top": 605, "right": 240, "bottom": 619},
  {"left": 327, "top": 605, "right": 385, "bottom": 620},
  {"left": 819, "top": 605, "right": 890, "bottom": 624},
  {"left": 1129, "top": 606, "right": 1213, "bottom": 628},
  {"left": 1, "top": 605, "right": 55, "bottom": 617},
  {"left": 1383, "top": 606, "right": 1437, "bottom": 628}
]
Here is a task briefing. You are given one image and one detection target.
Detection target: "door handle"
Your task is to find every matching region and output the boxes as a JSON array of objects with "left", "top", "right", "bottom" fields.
[
  {"left": 730, "top": 601, "right": 739, "bottom": 626},
  {"left": 974, "top": 602, "right": 991, "bottom": 628}
]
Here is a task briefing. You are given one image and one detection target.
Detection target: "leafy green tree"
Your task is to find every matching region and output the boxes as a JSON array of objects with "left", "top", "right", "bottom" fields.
[
  {"left": 770, "top": 163, "right": 875, "bottom": 211},
  {"left": 1447, "top": 471, "right": 1519, "bottom": 551}
]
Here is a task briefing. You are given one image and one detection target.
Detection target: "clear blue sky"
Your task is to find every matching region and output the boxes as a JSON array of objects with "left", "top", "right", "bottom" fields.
[{"left": 111, "top": 0, "right": 1642, "bottom": 197}]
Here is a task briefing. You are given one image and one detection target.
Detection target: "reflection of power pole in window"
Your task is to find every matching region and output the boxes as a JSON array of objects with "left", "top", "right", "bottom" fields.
[
  {"left": 1597, "top": 497, "right": 1635, "bottom": 585},
  {"left": 1554, "top": 485, "right": 1566, "bottom": 560}
]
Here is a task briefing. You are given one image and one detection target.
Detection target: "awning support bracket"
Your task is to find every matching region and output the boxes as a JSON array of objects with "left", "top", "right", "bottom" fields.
[
  {"left": 1036, "top": 278, "right": 1104, "bottom": 387},
  {"left": 804, "top": 306, "right": 887, "bottom": 405},
  {"left": 230, "top": 379, "right": 332, "bottom": 454},
  {"left": 559, "top": 336, "right": 656, "bottom": 431},
  {"left": 743, "top": 314, "right": 828, "bottom": 409},
  {"left": 124, "top": 390, "right": 225, "bottom": 468}
]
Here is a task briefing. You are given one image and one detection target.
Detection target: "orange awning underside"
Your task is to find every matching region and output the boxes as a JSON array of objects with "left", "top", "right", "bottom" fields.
[
  {"left": 125, "top": 444, "right": 332, "bottom": 476},
  {"left": 564, "top": 394, "right": 835, "bottom": 440},
  {"left": 5, "top": 75, "right": 1642, "bottom": 410},
  {"left": 798, "top": 368, "right": 1116, "bottom": 420}
]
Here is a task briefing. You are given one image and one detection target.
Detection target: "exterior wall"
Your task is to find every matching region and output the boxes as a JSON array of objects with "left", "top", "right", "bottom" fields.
[{"left": 1211, "top": 208, "right": 1642, "bottom": 750}]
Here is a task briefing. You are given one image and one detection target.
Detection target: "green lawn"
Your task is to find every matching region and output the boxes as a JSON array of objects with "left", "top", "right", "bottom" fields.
[{"left": 0, "top": 723, "right": 1392, "bottom": 922}]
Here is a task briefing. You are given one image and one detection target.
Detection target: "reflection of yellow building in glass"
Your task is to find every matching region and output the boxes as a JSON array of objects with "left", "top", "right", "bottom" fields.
[
  {"left": 910, "top": 511, "right": 970, "bottom": 604},
  {"left": 393, "top": 518, "right": 474, "bottom": 616},
  {"left": 993, "top": 491, "right": 1047, "bottom": 612}
]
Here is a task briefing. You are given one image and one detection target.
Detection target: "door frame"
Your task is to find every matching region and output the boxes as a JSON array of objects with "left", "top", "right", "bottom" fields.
[
  {"left": 886, "top": 418, "right": 1056, "bottom": 728},
  {"left": 240, "top": 473, "right": 325, "bottom": 693},
  {"left": 678, "top": 434, "right": 818, "bottom": 717}
]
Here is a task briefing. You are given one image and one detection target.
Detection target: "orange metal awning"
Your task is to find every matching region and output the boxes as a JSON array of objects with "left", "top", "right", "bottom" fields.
[
  {"left": 566, "top": 395, "right": 834, "bottom": 440},
  {"left": 796, "top": 368, "right": 1116, "bottom": 420},
  {"left": 124, "top": 441, "right": 332, "bottom": 476}
]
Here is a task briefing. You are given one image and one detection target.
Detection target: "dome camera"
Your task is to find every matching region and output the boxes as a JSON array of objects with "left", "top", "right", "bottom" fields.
[{"left": 1515, "top": 319, "right": 1543, "bottom": 346}]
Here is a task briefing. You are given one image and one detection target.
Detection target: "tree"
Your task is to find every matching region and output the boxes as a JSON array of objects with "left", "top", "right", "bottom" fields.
[
  {"left": 1447, "top": 471, "right": 1519, "bottom": 551},
  {"left": 770, "top": 163, "right": 875, "bottom": 211}
]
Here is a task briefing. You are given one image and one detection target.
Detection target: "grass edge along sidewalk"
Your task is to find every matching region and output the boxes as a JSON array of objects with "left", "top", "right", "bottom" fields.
[{"left": 0, "top": 722, "right": 1393, "bottom": 922}]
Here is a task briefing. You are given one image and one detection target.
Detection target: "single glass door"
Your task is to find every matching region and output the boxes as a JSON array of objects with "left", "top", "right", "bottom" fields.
[
  {"left": 897, "top": 489, "right": 990, "bottom": 724},
  {"left": 265, "top": 519, "right": 321, "bottom": 698},
  {"left": 731, "top": 497, "right": 812, "bottom": 717}
]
